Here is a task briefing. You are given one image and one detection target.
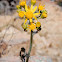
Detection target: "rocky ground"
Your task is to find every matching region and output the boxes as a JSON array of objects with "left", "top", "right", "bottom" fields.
[{"left": 0, "top": 0, "right": 62, "bottom": 62}]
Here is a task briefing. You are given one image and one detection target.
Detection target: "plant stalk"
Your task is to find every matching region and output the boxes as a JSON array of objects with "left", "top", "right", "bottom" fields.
[{"left": 26, "top": 30, "right": 33, "bottom": 62}]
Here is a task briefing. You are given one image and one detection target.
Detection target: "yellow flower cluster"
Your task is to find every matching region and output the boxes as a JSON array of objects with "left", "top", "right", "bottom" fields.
[
  {"left": 38, "top": 4, "right": 47, "bottom": 18},
  {"left": 16, "top": 0, "right": 26, "bottom": 13},
  {"left": 16, "top": 0, "right": 47, "bottom": 32},
  {"left": 22, "top": 22, "right": 41, "bottom": 31}
]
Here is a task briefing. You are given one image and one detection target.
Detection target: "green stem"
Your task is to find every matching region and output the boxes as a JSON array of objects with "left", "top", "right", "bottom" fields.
[
  {"left": 26, "top": 30, "right": 33, "bottom": 62},
  {"left": 0, "top": 53, "right": 1, "bottom": 58}
]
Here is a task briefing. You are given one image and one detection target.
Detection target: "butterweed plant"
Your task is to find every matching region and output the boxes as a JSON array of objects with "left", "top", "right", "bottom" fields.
[{"left": 16, "top": 0, "right": 47, "bottom": 62}]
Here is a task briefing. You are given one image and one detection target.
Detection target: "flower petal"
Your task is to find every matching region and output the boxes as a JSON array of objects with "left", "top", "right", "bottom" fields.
[
  {"left": 25, "top": 4, "right": 28, "bottom": 11},
  {"left": 30, "top": 19, "right": 32, "bottom": 22},
  {"left": 33, "top": 13, "right": 40, "bottom": 16},
  {"left": 24, "top": 19, "right": 27, "bottom": 24},
  {"left": 32, "top": 6, "right": 37, "bottom": 13},
  {"left": 33, "top": 16, "right": 37, "bottom": 21},
  {"left": 39, "top": 10, "right": 40, "bottom": 13},
  {"left": 31, "top": 5, "right": 33, "bottom": 11}
]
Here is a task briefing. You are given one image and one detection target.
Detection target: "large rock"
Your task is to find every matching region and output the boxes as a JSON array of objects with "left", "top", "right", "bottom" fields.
[{"left": 0, "top": 1, "right": 62, "bottom": 62}]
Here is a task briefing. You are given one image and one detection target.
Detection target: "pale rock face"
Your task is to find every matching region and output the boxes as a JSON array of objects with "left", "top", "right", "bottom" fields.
[
  {"left": 33, "top": 2, "right": 62, "bottom": 62},
  {"left": 0, "top": 1, "right": 62, "bottom": 62},
  {"left": 0, "top": 56, "right": 52, "bottom": 62}
]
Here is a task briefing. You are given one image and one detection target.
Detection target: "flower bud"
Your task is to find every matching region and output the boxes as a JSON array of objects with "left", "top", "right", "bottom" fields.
[
  {"left": 17, "top": 9, "right": 21, "bottom": 13},
  {"left": 22, "top": 23, "right": 27, "bottom": 30},
  {"left": 19, "top": 0, "right": 26, "bottom": 7},
  {"left": 38, "top": 4, "right": 45, "bottom": 11},
  {"left": 42, "top": 10, "right": 47, "bottom": 14},
  {"left": 31, "top": 0, "right": 36, "bottom": 5},
  {"left": 36, "top": 22, "right": 41, "bottom": 27},
  {"left": 42, "top": 12, "right": 47, "bottom": 18}
]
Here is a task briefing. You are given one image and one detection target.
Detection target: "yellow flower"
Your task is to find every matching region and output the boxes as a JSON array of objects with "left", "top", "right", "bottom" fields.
[
  {"left": 28, "top": 23, "right": 36, "bottom": 31},
  {"left": 24, "top": 4, "right": 40, "bottom": 23},
  {"left": 31, "top": 0, "right": 36, "bottom": 5},
  {"left": 18, "top": 11, "right": 25, "bottom": 18},
  {"left": 38, "top": 4, "right": 45, "bottom": 12},
  {"left": 36, "top": 22, "right": 41, "bottom": 27},
  {"left": 42, "top": 12, "right": 47, "bottom": 18},
  {"left": 26, "top": 11, "right": 33, "bottom": 19},
  {"left": 19, "top": 0, "right": 26, "bottom": 6}
]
